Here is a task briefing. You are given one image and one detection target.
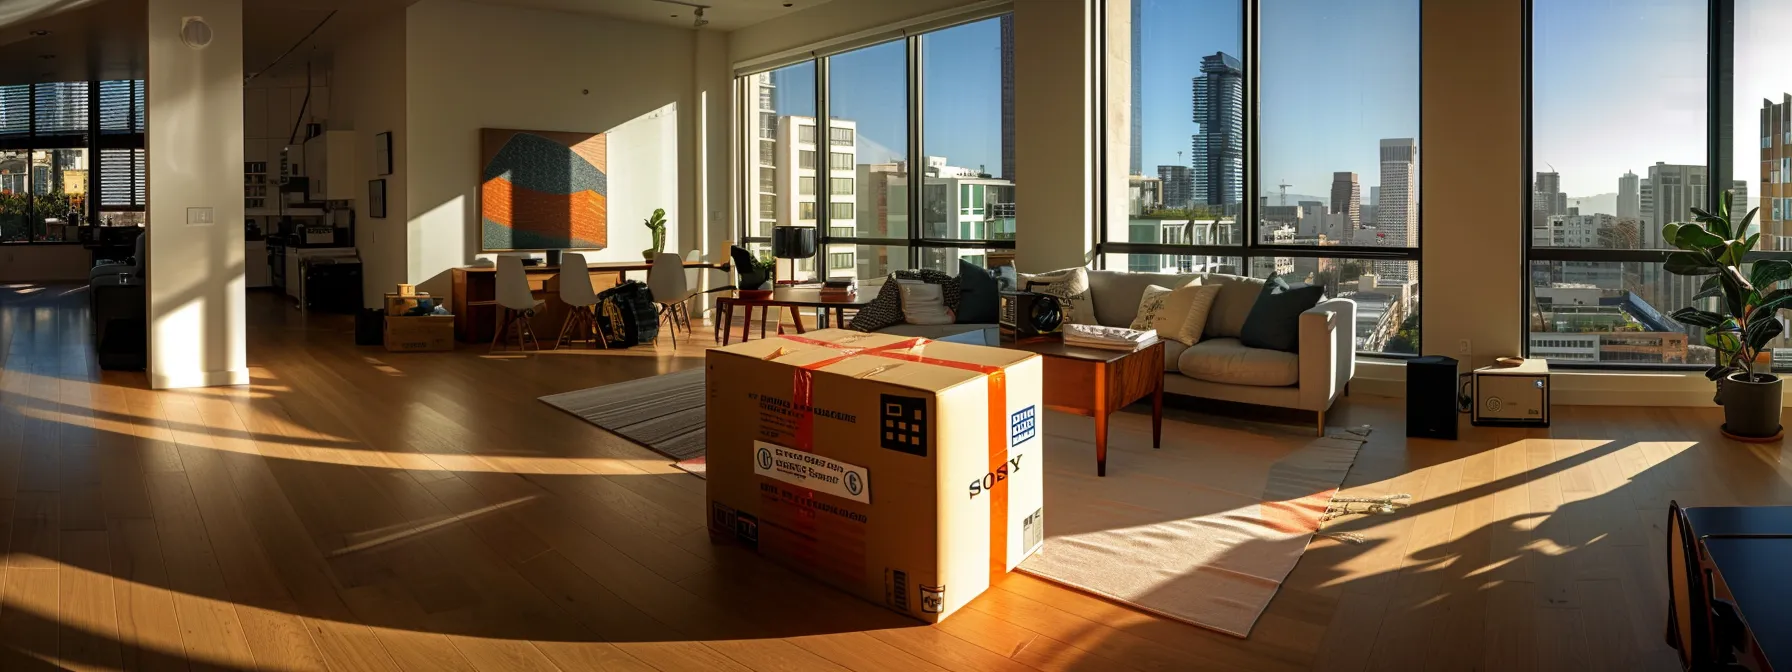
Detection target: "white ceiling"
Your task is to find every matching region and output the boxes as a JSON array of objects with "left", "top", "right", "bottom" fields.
[{"left": 0, "top": 0, "right": 822, "bottom": 86}]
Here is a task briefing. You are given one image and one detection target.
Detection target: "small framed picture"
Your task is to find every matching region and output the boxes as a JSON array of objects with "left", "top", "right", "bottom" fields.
[
  {"left": 374, "top": 131, "right": 393, "bottom": 175},
  {"left": 369, "top": 179, "right": 387, "bottom": 218}
]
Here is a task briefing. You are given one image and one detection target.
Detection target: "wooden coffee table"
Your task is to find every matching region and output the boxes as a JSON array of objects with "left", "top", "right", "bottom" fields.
[{"left": 1004, "top": 337, "right": 1165, "bottom": 476}]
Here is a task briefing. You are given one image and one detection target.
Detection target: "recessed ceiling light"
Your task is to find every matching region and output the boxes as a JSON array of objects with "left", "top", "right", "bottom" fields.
[
  {"left": 28, "top": 29, "right": 49, "bottom": 37},
  {"left": 783, "top": 2, "right": 793, "bottom": 6},
  {"left": 38, "top": 54, "right": 54, "bottom": 60}
]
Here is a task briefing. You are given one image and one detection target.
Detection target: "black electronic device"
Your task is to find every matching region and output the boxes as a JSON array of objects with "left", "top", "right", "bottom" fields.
[
  {"left": 999, "top": 291, "right": 1063, "bottom": 340},
  {"left": 1406, "top": 355, "right": 1460, "bottom": 439}
]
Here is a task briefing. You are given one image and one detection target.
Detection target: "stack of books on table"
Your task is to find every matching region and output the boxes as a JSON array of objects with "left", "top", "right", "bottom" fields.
[
  {"left": 1061, "top": 323, "right": 1157, "bottom": 350},
  {"left": 820, "top": 279, "right": 857, "bottom": 297}
]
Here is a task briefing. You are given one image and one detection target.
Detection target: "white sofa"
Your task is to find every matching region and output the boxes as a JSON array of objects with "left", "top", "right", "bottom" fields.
[
  {"left": 1084, "top": 270, "right": 1355, "bottom": 434},
  {"left": 862, "top": 269, "right": 1355, "bottom": 433}
]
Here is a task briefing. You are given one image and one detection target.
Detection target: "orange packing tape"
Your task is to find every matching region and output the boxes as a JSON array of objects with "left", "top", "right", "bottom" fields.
[{"left": 772, "top": 334, "right": 1012, "bottom": 584}]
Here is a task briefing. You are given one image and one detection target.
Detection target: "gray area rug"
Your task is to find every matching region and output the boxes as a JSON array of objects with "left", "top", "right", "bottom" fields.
[{"left": 539, "top": 368, "right": 706, "bottom": 464}]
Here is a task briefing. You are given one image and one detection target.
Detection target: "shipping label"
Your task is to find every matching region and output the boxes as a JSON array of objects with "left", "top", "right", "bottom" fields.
[{"left": 754, "top": 440, "right": 871, "bottom": 504}]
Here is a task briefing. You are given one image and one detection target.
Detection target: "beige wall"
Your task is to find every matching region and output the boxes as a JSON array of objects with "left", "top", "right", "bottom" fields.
[
  {"left": 1012, "top": 0, "right": 1094, "bottom": 271},
  {"left": 404, "top": 0, "right": 695, "bottom": 296},
  {"left": 1419, "top": 0, "right": 1523, "bottom": 368},
  {"left": 332, "top": 10, "right": 408, "bottom": 307},
  {"left": 146, "top": 0, "right": 247, "bottom": 389}
]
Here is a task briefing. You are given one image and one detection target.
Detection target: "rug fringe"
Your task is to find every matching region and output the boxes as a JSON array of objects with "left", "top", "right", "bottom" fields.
[{"left": 1320, "top": 493, "right": 1411, "bottom": 523}]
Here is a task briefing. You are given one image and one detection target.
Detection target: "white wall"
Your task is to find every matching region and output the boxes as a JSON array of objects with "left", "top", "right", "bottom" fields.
[
  {"left": 146, "top": 0, "right": 247, "bottom": 389},
  {"left": 332, "top": 9, "right": 407, "bottom": 307},
  {"left": 404, "top": 0, "right": 694, "bottom": 296}
]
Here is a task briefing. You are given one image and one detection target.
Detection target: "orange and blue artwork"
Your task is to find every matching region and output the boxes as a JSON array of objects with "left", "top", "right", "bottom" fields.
[{"left": 479, "top": 128, "right": 607, "bottom": 251}]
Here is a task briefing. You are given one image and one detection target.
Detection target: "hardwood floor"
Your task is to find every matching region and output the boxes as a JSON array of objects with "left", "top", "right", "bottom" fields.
[{"left": 0, "top": 282, "right": 1778, "bottom": 670}]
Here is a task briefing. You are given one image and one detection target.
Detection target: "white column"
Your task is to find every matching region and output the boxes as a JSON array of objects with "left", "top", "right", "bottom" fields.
[
  {"left": 146, "top": 0, "right": 247, "bottom": 389},
  {"left": 1012, "top": 0, "right": 1099, "bottom": 272}
]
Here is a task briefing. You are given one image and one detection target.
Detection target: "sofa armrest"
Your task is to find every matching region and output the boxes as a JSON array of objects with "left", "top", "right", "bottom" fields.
[{"left": 1298, "top": 298, "right": 1356, "bottom": 412}]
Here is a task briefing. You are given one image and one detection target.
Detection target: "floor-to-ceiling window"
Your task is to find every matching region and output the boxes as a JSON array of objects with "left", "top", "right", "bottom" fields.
[
  {"left": 1523, "top": 0, "right": 1792, "bottom": 369},
  {"left": 1101, "top": 0, "right": 1421, "bottom": 356},
  {"left": 735, "top": 11, "right": 1016, "bottom": 283},
  {"left": 0, "top": 80, "right": 145, "bottom": 243}
]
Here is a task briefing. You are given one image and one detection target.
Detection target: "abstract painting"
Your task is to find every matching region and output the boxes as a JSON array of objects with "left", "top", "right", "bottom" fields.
[{"left": 479, "top": 128, "right": 608, "bottom": 251}]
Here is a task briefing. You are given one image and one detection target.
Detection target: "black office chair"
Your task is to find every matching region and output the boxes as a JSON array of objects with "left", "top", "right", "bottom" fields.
[{"left": 1665, "top": 501, "right": 1753, "bottom": 671}]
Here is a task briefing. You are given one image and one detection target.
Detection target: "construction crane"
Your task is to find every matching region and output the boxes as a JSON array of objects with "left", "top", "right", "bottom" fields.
[{"left": 1277, "top": 180, "right": 1292, "bottom": 206}]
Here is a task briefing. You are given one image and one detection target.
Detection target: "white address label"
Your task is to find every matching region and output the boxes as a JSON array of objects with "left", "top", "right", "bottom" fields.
[{"left": 753, "top": 440, "right": 870, "bottom": 504}]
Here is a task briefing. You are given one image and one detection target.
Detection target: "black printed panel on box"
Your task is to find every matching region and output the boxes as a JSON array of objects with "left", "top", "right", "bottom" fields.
[{"left": 879, "top": 394, "right": 928, "bottom": 457}]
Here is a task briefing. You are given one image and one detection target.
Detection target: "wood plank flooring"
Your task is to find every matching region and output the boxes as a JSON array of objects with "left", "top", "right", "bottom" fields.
[{"left": 0, "top": 283, "right": 1776, "bottom": 670}]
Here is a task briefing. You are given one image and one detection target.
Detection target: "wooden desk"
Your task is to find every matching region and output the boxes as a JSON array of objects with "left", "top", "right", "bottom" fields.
[
  {"left": 714, "top": 288, "right": 874, "bottom": 345},
  {"left": 450, "top": 260, "right": 726, "bottom": 343}
]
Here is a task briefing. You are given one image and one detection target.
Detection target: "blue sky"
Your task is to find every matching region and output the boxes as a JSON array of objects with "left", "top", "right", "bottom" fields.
[{"left": 772, "top": 18, "right": 1005, "bottom": 176}]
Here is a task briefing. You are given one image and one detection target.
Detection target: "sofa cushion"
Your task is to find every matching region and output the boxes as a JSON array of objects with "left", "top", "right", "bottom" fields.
[
  {"left": 1086, "top": 270, "right": 1262, "bottom": 337},
  {"left": 1204, "top": 275, "right": 1267, "bottom": 339},
  {"left": 1177, "top": 338, "right": 1300, "bottom": 387},
  {"left": 898, "top": 280, "right": 955, "bottom": 325},
  {"left": 1239, "top": 275, "right": 1325, "bottom": 353},
  {"left": 1162, "top": 339, "right": 1189, "bottom": 373},
  {"left": 956, "top": 260, "right": 1001, "bottom": 323},
  {"left": 847, "top": 277, "right": 905, "bottom": 332}
]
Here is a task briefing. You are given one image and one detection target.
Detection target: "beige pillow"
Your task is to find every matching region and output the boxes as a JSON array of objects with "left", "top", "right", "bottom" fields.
[
  {"left": 1176, "top": 283, "right": 1224, "bottom": 344},
  {"left": 1020, "top": 267, "right": 1094, "bottom": 325},
  {"left": 1130, "top": 280, "right": 1222, "bottom": 345}
]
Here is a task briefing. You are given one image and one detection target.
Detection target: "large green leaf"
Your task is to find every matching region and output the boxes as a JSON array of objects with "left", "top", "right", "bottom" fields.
[
  {"left": 1664, "top": 251, "right": 1720, "bottom": 276},
  {"left": 1671, "top": 225, "right": 1724, "bottom": 252},
  {"left": 1746, "top": 315, "right": 1784, "bottom": 352},
  {"left": 1751, "top": 259, "right": 1792, "bottom": 289},
  {"left": 1721, "top": 266, "right": 1754, "bottom": 318},
  {"left": 1749, "top": 288, "right": 1792, "bottom": 319},
  {"left": 1738, "top": 206, "right": 1759, "bottom": 240},
  {"left": 1671, "top": 307, "right": 1729, "bottom": 328},
  {"left": 1662, "top": 222, "right": 1683, "bottom": 246}
]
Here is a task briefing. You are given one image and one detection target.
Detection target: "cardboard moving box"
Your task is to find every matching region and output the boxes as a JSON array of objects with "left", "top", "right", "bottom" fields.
[
  {"left": 706, "top": 329, "right": 1044, "bottom": 622},
  {"left": 384, "top": 314, "right": 454, "bottom": 352},
  {"left": 384, "top": 292, "right": 435, "bottom": 316}
]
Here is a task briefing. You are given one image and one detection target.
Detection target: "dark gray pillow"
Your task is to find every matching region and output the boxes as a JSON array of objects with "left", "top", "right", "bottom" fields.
[
  {"left": 1238, "top": 275, "right": 1325, "bottom": 353},
  {"left": 956, "top": 260, "right": 1000, "bottom": 324}
]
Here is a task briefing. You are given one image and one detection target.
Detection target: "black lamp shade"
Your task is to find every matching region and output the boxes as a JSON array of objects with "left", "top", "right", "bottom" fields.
[{"left": 771, "top": 226, "right": 818, "bottom": 259}]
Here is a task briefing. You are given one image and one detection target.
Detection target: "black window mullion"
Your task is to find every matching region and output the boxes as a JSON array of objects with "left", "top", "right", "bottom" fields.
[
  {"left": 814, "top": 57, "right": 829, "bottom": 281},
  {"left": 1243, "top": 0, "right": 1259, "bottom": 255},
  {"left": 87, "top": 81, "right": 99, "bottom": 226},
  {"left": 907, "top": 33, "right": 923, "bottom": 271},
  {"left": 1710, "top": 0, "right": 1733, "bottom": 215}
]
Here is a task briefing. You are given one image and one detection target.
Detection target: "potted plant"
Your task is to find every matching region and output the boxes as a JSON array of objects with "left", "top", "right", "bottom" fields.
[
  {"left": 641, "top": 208, "right": 668, "bottom": 261},
  {"left": 737, "top": 254, "right": 777, "bottom": 298},
  {"left": 1662, "top": 189, "right": 1790, "bottom": 439}
]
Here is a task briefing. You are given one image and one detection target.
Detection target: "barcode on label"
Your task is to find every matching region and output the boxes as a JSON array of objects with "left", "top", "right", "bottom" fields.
[{"left": 1022, "top": 507, "right": 1044, "bottom": 554}]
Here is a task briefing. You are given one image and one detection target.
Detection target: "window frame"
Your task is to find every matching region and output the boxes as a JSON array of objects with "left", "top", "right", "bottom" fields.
[
  {"left": 0, "top": 80, "right": 144, "bottom": 245},
  {"left": 734, "top": 14, "right": 1018, "bottom": 278},
  {"left": 1091, "top": 0, "right": 1422, "bottom": 358},
  {"left": 1520, "top": 0, "right": 1764, "bottom": 371}
]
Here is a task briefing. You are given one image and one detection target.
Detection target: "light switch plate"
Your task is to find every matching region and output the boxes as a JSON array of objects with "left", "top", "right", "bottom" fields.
[{"left": 187, "top": 207, "right": 215, "bottom": 226}]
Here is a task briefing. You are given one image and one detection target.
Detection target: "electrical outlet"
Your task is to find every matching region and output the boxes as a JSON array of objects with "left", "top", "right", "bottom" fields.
[{"left": 1458, "top": 338, "right": 1472, "bottom": 355}]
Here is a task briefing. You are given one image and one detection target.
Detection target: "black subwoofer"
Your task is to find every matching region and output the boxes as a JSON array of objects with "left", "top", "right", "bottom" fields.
[{"left": 1406, "top": 355, "right": 1460, "bottom": 440}]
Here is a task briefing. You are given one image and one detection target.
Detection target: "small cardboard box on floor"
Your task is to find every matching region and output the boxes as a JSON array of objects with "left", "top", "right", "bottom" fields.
[
  {"left": 384, "top": 315, "right": 454, "bottom": 352},
  {"left": 706, "top": 329, "right": 1044, "bottom": 622}
]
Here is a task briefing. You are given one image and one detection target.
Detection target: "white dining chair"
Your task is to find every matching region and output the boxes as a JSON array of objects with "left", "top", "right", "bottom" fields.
[
  {"left": 647, "top": 252, "right": 692, "bottom": 345},
  {"left": 554, "top": 252, "right": 608, "bottom": 349},
  {"left": 492, "top": 254, "right": 545, "bottom": 352}
]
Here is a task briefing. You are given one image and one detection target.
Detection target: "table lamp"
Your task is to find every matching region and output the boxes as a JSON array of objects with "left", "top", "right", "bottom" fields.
[{"left": 770, "top": 226, "right": 818, "bottom": 286}]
